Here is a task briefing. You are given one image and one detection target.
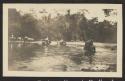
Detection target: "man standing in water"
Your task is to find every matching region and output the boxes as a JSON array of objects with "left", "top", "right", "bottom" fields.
[{"left": 84, "top": 39, "right": 96, "bottom": 56}]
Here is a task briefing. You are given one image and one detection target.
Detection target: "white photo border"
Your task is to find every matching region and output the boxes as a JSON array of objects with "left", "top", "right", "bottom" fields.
[{"left": 3, "top": 4, "right": 123, "bottom": 77}]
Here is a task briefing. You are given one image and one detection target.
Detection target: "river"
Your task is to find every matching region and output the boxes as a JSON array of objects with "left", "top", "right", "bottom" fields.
[{"left": 8, "top": 41, "right": 117, "bottom": 72}]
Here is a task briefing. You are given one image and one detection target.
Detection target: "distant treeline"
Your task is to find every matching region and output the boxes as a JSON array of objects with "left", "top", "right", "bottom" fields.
[{"left": 8, "top": 9, "right": 117, "bottom": 43}]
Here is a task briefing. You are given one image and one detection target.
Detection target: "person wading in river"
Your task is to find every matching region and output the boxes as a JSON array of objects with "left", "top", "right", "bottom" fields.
[{"left": 84, "top": 39, "right": 96, "bottom": 56}]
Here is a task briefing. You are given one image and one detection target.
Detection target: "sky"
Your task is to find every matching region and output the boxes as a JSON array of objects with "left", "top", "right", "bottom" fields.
[{"left": 17, "top": 8, "right": 117, "bottom": 22}]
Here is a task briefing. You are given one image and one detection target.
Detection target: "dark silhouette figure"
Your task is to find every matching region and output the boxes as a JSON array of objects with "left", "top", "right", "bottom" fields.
[
  {"left": 60, "top": 40, "right": 67, "bottom": 46},
  {"left": 42, "top": 40, "right": 51, "bottom": 46},
  {"left": 84, "top": 40, "right": 96, "bottom": 56},
  {"left": 42, "top": 37, "right": 51, "bottom": 46}
]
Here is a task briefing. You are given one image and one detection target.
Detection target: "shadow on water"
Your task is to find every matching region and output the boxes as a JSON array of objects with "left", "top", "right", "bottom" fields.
[
  {"left": 69, "top": 53, "right": 83, "bottom": 65},
  {"left": 8, "top": 42, "right": 41, "bottom": 67},
  {"left": 69, "top": 52, "right": 94, "bottom": 65}
]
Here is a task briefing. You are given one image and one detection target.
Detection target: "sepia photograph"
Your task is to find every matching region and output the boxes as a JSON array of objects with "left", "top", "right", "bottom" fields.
[{"left": 3, "top": 4, "right": 122, "bottom": 77}]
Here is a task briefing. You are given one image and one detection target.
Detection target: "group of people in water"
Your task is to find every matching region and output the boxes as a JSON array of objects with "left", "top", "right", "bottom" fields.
[
  {"left": 42, "top": 38, "right": 66, "bottom": 46},
  {"left": 42, "top": 38, "right": 96, "bottom": 56}
]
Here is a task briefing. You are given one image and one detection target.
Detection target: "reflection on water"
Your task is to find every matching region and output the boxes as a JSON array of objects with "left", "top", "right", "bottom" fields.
[{"left": 8, "top": 42, "right": 117, "bottom": 72}]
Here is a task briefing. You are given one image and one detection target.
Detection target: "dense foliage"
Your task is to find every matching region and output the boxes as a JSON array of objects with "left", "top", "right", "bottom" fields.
[{"left": 8, "top": 9, "right": 117, "bottom": 43}]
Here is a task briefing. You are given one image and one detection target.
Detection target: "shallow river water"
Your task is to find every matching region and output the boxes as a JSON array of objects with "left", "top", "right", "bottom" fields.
[{"left": 8, "top": 42, "right": 117, "bottom": 72}]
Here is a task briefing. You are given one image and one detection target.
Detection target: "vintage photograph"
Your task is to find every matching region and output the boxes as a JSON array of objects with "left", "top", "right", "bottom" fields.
[{"left": 3, "top": 4, "right": 122, "bottom": 77}]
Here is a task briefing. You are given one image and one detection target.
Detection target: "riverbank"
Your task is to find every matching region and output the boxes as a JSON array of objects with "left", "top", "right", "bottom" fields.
[
  {"left": 9, "top": 41, "right": 117, "bottom": 46},
  {"left": 9, "top": 41, "right": 117, "bottom": 50}
]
